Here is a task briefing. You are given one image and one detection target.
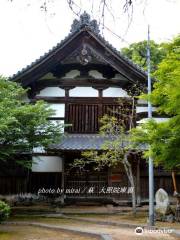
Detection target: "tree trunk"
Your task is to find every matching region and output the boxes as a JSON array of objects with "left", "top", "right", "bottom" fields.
[
  {"left": 128, "top": 169, "right": 136, "bottom": 216},
  {"left": 123, "top": 152, "right": 136, "bottom": 216},
  {"left": 131, "top": 180, "right": 136, "bottom": 216},
  {"left": 172, "top": 171, "right": 180, "bottom": 221},
  {"left": 172, "top": 171, "right": 178, "bottom": 194}
]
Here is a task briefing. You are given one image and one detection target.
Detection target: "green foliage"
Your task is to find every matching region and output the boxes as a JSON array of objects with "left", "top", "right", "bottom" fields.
[
  {"left": 131, "top": 35, "right": 180, "bottom": 170},
  {"left": 73, "top": 115, "right": 130, "bottom": 170},
  {"left": 151, "top": 35, "right": 180, "bottom": 115},
  {"left": 73, "top": 115, "right": 137, "bottom": 213},
  {"left": 0, "top": 200, "right": 10, "bottom": 222},
  {"left": 121, "top": 40, "right": 167, "bottom": 72},
  {"left": 131, "top": 119, "right": 179, "bottom": 170},
  {"left": 0, "top": 77, "right": 63, "bottom": 167}
]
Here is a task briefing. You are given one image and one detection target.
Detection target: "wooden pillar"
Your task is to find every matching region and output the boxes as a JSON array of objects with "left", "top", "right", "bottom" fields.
[
  {"left": 26, "top": 168, "right": 30, "bottom": 193},
  {"left": 108, "top": 167, "right": 112, "bottom": 187},
  {"left": 172, "top": 171, "right": 178, "bottom": 193},
  {"left": 136, "top": 158, "right": 141, "bottom": 206},
  {"left": 61, "top": 157, "right": 65, "bottom": 204},
  {"left": 99, "top": 89, "right": 103, "bottom": 98}
]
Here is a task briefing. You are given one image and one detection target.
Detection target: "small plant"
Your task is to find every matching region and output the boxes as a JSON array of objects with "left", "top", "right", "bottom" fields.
[{"left": 0, "top": 200, "right": 10, "bottom": 222}]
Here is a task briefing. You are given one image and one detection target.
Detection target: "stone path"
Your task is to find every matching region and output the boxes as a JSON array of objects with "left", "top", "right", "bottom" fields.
[{"left": 4, "top": 218, "right": 179, "bottom": 240}]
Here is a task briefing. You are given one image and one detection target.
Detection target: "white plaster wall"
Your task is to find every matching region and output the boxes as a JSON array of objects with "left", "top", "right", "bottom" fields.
[
  {"left": 49, "top": 104, "right": 65, "bottom": 117},
  {"left": 136, "top": 106, "right": 156, "bottom": 113},
  {"left": 32, "top": 156, "right": 63, "bottom": 172},
  {"left": 62, "top": 70, "right": 80, "bottom": 78},
  {"left": 33, "top": 146, "right": 45, "bottom": 153},
  {"left": 36, "top": 87, "right": 65, "bottom": 97},
  {"left": 50, "top": 120, "right": 64, "bottom": 133},
  {"left": 103, "top": 87, "right": 129, "bottom": 97},
  {"left": 88, "top": 70, "right": 105, "bottom": 79},
  {"left": 137, "top": 118, "right": 170, "bottom": 124},
  {"left": 137, "top": 99, "right": 147, "bottom": 104},
  {"left": 40, "top": 72, "right": 56, "bottom": 80},
  {"left": 70, "top": 87, "right": 98, "bottom": 97}
]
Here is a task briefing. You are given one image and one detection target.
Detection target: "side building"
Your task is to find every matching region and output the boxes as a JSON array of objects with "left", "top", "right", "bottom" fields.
[{"left": 1, "top": 13, "right": 178, "bottom": 204}]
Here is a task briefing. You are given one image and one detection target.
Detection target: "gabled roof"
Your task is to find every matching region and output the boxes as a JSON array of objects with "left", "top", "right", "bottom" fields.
[{"left": 11, "top": 12, "right": 147, "bottom": 88}]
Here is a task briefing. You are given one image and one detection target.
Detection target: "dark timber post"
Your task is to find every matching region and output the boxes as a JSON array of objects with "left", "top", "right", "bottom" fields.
[
  {"left": 61, "top": 157, "right": 65, "bottom": 204},
  {"left": 136, "top": 158, "right": 141, "bottom": 206}
]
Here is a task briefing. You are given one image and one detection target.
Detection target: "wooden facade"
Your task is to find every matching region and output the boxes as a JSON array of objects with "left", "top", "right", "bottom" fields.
[{"left": 1, "top": 12, "right": 179, "bottom": 204}]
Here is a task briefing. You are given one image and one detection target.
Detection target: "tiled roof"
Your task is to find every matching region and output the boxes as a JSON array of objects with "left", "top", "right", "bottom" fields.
[
  {"left": 49, "top": 134, "right": 146, "bottom": 151},
  {"left": 10, "top": 12, "right": 147, "bottom": 81},
  {"left": 10, "top": 30, "right": 78, "bottom": 80},
  {"left": 50, "top": 134, "right": 116, "bottom": 150}
]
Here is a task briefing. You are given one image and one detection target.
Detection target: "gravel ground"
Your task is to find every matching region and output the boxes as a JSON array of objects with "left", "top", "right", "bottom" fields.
[
  {"left": 7, "top": 217, "right": 179, "bottom": 240},
  {"left": 0, "top": 225, "right": 99, "bottom": 240}
]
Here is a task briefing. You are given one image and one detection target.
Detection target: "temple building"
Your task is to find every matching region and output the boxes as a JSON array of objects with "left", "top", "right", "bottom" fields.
[{"left": 1, "top": 13, "right": 177, "bottom": 205}]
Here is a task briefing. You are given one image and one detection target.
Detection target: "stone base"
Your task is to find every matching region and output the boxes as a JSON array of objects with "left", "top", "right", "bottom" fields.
[{"left": 175, "top": 204, "right": 180, "bottom": 222}]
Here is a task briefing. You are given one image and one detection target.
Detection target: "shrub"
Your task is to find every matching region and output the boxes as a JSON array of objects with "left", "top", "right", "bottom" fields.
[{"left": 0, "top": 200, "right": 10, "bottom": 222}]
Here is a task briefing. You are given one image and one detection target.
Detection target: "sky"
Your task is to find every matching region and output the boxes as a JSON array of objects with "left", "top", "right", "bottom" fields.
[{"left": 0, "top": 0, "right": 179, "bottom": 77}]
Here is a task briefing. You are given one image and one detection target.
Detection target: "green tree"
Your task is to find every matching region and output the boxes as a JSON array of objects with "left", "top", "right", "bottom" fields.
[
  {"left": 0, "top": 77, "right": 63, "bottom": 167},
  {"left": 0, "top": 200, "right": 10, "bottom": 223},
  {"left": 131, "top": 35, "right": 180, "bottom": 171},
  {"left": 121, "top": 40, "right": 167, "bottom": 72}
]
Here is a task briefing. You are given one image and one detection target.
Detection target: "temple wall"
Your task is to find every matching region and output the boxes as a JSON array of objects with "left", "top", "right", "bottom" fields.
[
  {"left": 88, "top": 70, "right": 105, "bottom": 79},
  {"left": 103, "top": 87, "right": 129, "bottom": 97},
  {"left": 48, "top": 103, "right": 65, "bottom": 117},
  {"left": 37, "top": 87, "right": 65, "bottom": 97},
  {"left": 62, "top": 70, "right": 80, "bottom": 78},
  {"left": 69, "top": 87, "right": 98, "bottom": 97},
  {"left": 32, "top": 156, "right": 63, "bottom": 172}
]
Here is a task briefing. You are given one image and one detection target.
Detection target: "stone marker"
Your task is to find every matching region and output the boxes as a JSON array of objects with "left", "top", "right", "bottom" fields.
[
  {"left": 155, "top": 188, "right": 174, "bottom": 222},
  {"left": 155, "top": 188, "right": 170, "bottom": 215}
]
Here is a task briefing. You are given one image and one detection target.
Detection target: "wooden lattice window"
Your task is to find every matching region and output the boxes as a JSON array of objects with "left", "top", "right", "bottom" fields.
[
  {"left": 67, "top": 104, "right": 99, "bottom": 133},
  {"left": 66, "top": 101, "right": 134, "bottom": 133}
]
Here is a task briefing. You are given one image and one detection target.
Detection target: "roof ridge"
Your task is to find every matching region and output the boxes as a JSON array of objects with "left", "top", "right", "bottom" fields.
[{"left": 10, "top": 13, "right": 147, "bottom": 80}]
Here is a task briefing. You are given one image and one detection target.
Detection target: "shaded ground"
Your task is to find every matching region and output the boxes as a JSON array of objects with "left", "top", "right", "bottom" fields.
[
  {"left": 12, "top": 205, "right": 148, "bottom": 215},
  {"left": 0, "top": 225, "right": 99, "bottom": 240},
  {"left": 66, "top": 212, "right": 180, "bottom": 229},
  {"left": 4, "top": 205, "right": 179, "bottom": 240},
  {"left": 6, "top": 215, "right": 179, "bottom": 240}
]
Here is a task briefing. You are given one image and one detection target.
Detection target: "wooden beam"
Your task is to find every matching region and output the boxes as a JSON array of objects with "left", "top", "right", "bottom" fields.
[
  {"left": 87, "top": 31, "right": 146, "bottom": 84},
  {"left": 32, "top": 78, "right": 129, "bottom": 92},
  {"left": 13, "top": 30, "right": 146, "bottom": 89},
  {"left": 48, "top": 117, "right": 64, "bottom": 120},
  {"left": 32, "top": 96, "right": 132, "bottom": 104}
]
